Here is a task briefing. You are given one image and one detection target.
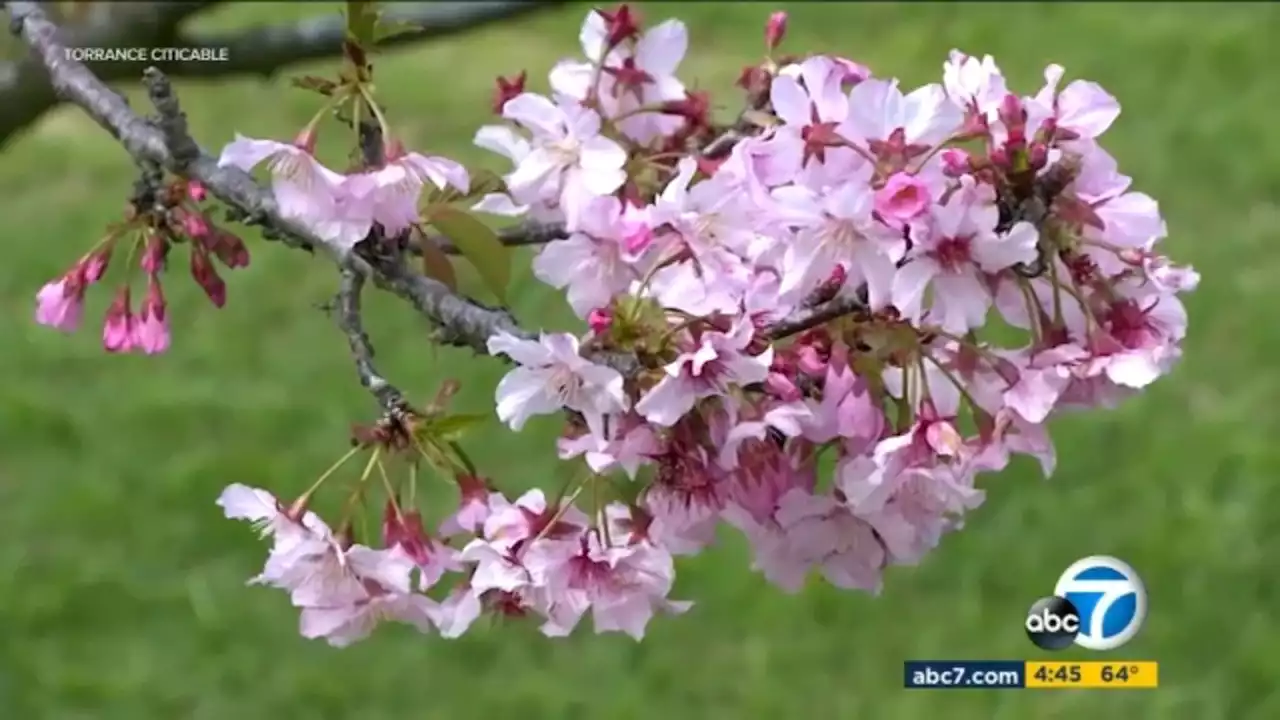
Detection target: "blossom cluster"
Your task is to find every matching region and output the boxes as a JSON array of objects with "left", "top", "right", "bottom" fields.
[
  {"left": 34, "top": 5, "right": 1195, "bottom": 646},
  {"left": 35, "top": 178, "right": 249, "bottom": 352}
]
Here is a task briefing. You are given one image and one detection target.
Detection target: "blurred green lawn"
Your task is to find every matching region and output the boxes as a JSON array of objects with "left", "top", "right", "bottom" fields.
[{"left": 1, "top": 2, "right": 1278, "bottom": 718}]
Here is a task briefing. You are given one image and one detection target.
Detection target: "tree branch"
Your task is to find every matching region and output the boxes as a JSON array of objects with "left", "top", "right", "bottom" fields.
[
  {"left": 0, "top": 1, "right": 565, "bottom": 147},
  {"left": 335, "top": 264, "right": 410, "bottom": 413},
  {"left": 765, "top": 296, "right": 867, "bottom": 341},
  {"left": 8, "top": 1, "right": 1062, "bottom": 413},
  {"left": 0, "top": 1, "right": 218, "bottom": 147},
  {"left": 7, "top": 1, "right": 527, "bottom": 358}
]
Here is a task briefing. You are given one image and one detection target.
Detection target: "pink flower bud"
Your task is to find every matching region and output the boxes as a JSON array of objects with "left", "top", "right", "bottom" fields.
[
  {"left": 874, "top": 172, "right": 932, "bottom": 223},
  {"left": 796, "top": 345, "right": 827, "bottom": 378},
  {"left": 209, "top": 228, "right": 251, "bottom": 269},
  {"left": 190, "top": 248, "right": 226, "bottom": 308},
  {"left": 492, "top": 71, "right": 527, "bottom": 115},
  {"left": 765, "top": 372, "right": 801, "bottom": 402},
  {"left": 765, "top": 11, "right": 788, "bottom": 50},
  {"left": 834, "top": 57, "right": 872, "bottom": 87},
  {"left": 998, "top": 93, "right": 1025, "bottom": 130},
  {"left": 181, "top": 209, "right": 210, "bottom": 239},
  {"left": 187, "top": 180, "right": 207, "bottom": 202},
  {"left": 587, "top": 307, "right": 613, "bottom": 334},
  {"left": 35, "top": 275, "right": 85, "bottom": 332},
  {"left": 81, "top": 246, "right": 112, "bottom": 284},
  {"left": 140, "top": 232, "right": 169, "bottom": 274},
  {"left": 134, "top": 276, "right": 170, "bottom": 355},
  {"left": 940, "top": 148, "right": 972, "bottom": 177},
  {"left": 102, "top": 285, "right": 136, "bottom": 353}
]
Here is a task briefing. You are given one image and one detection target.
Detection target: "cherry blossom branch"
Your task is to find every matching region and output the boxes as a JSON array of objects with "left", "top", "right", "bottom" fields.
[
  {"left": 765, "top": 296, "right": 867, "bottom": 341},
  {"left": 0, "top": 1, "right": 564, "bottom": 146},
  {"left": 7, "top": 1, "right": 528, "bottom": 358},
  {"left": 335, "top": 264, "right": 411, "bottom": 414}
]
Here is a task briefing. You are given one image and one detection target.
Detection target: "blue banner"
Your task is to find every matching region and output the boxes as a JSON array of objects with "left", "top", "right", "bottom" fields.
[{"left": 903, "top": 661, "right": 1026, "bottom": 689}]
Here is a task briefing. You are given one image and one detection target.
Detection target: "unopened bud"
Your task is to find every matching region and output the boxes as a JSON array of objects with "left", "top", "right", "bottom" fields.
[
  {"left": 492, "top": 71, "right": 527, "bottom": 115},
  {"left": 140, "top": 232, "right": 169, "bottom": 275},
  {"left": 796, "top": 345, "right": 827, "bottom": 378},
  {"left": 190, "top": 248, "right": 226, "bottom": 308},
  {"left": 102, "top": 285, "right": 134, "bottom": 353},
  {"left": 764, "top": 372, "right": 801, "bottom": 402},
  {"left": 81, "top": 244, "right": 113, "bottom": 283},
  {"left": 587, "top": 307, "right": 613, "bottom": 334},
  {"left": 765, "top": 11, "right": 788, "bottom": 51},
  {"left": 209, "top": 228, "right": 251, "bottom": 269},
  {"left": 180, "top": 209, "right": 210, "bottom": 239},
  {"left": 187, "top": 180, "right": 207, "bottom": 202},
  {"left": 940, "top": 148, "right": 972, "bottom": 177}
]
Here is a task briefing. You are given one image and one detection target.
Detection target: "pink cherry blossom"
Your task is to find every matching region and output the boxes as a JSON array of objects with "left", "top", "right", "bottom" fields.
[
  {"left": 892, "top": 186, "right": 1040, "bottom": 333},
  {"left": 532, "top": 195, "right": 647, "bottom": 317},
  {"left": 524, "top": 530, "right": 691, "bottom": 639},
  {"left": 943, "top": 50, "right": 1008, "bottom": 120},
  {"left": 770, "top": 177, "right": 904, "bottom": 306},
  {"left": 874, "top": 172, "right": 933, "bottom": 224},
  {"left": 487, "top": 331, "right": 629, "bottom": 433},
  {"left": 177, "top": 17, "right": 1198, "bottom": 646},
  {"left": 498, "top": 93, "right": 628, "bottom": 229},
  {"left": 842, "top": 77, "right": 964, "bottom": 153},
  {"left": 636, "top": 318, "right": 773, "bottom": 426},
  {"left": 218, "top": 134, "right": 374, "bottom": 249},
  {"left": 550, "top": 14, "right": 689, "bottom": 144},
  {"left": 296, "top": 545, "right": 439, "bottom": 647},
  {"left": 367, "top": 151, "right": 470, "bottom": 235},
  {"left": 1031, "top": 64, "right": 1121, "bottom": 141}
]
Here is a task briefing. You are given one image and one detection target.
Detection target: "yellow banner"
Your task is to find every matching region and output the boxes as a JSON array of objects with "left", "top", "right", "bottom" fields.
[{"left": 1024, "top": 661, "right": 1158, "bottom": 689}]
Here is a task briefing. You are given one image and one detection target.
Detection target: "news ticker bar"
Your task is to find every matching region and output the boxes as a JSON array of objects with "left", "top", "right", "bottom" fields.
[{"left": 904, "top": 661, "right": 1159, "bottom": 690}]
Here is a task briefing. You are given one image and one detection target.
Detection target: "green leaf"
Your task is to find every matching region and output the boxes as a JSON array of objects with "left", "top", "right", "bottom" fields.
[
  {"left": 425, "top": 206, "right": 510, "bottom": 303},
  {"left": 344, "top": 1, "right": 381, "bottom": 47},
  {"left": 608, "top": 475, "right": 645, "bottom": 506},
  {"left": 422, "top": 413, "right": 489, "bottom": 443},
  {"left": 415, "top": 228, "right": 458, "bottom": 291},
  {"left": 465, "top": 168, "right": 508, "bottom": 200}
]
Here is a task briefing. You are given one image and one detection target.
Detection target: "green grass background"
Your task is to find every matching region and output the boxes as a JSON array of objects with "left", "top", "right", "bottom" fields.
[{"left": 1, "top": 2, "right": 1277, "bottom": 717}]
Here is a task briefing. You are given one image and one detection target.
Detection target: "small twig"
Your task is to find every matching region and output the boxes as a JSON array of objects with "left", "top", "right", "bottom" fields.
[
  {"left": 765, "top": 296, "right": 868, "bottom": 341},
  {"left": 336, "top": 265, "right": 410, "bottom": 414}
]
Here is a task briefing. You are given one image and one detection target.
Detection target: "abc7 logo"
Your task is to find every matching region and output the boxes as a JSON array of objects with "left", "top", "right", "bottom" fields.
[{"left": 1025, "top": 596, "right": 1082, "bottom": 651}]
